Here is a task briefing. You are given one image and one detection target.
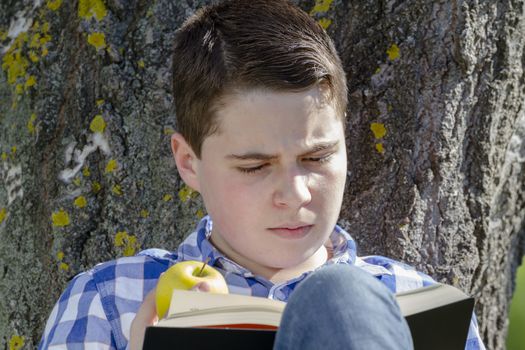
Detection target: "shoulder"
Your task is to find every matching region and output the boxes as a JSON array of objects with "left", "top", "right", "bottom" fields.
[
  {"left": 40, "top": 268, "right": 111, "bottom": 348},
  {"left": 90, "top": 249, "right": 177, "bottom": 285},
  {"left": 40, "top": 249, "right": 178, "bottom": 349},
  {"left": 356, "top": 255, "right": 436, "bottom": 293},
  {"left": 88, "top": 249, "right": 178, "bottom": 315}
]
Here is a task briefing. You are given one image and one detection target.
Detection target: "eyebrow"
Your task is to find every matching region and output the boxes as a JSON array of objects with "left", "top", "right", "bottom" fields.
[{"left": 226, "top": 141, "right": 339, "bottom": 161}]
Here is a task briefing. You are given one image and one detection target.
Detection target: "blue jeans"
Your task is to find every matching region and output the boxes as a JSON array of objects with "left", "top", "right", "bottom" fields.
[{"left": 273, "top": 264, "right": 413, "bottom": 350}]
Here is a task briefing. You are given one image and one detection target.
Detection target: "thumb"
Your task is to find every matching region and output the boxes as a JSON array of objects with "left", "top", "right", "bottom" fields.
[
  {"left": 136, "top": 288, "right": 159, "bottom": 324},
  {"left": 129, "top": 289, "right": 158, "bottom": 350}
]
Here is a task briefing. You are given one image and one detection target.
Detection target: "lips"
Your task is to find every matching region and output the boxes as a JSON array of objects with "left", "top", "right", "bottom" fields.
[{"left": 268, "top": 224, "right": 313, "bottom": 239}]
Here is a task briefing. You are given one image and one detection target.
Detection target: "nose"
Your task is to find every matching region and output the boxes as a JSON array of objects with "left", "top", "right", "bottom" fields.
[{"left": 273, "top": 167, "right": 312, "bottom": 209}]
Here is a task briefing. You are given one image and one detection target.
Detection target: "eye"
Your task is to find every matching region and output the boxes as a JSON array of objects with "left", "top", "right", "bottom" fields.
[
  {"left": 304, "top": 154, "right": 333, "bottom": 163},
  {"left": 238, "top": 164, "right": 268, "bottom": 174}
]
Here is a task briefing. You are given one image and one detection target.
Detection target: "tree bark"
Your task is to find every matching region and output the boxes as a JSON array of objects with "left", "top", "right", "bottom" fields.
[{"left": 0, "top": 0, "right": 523, "bottom": 348}]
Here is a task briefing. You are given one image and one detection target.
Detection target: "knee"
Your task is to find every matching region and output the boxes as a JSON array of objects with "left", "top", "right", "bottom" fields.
[{"left": 276, "top": 264, "right": 412, "bottom": 350}]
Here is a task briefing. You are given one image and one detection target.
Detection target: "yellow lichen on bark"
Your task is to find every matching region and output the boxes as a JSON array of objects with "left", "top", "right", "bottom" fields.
[
  {"left": 178, "top": 185, "right": 198, "bottom": 203},
  {"left": 105, "top": 159, "right": 118, "bottom": 173},
  {"left": 90, "top": 114, "right": 106, "bottom": 133},
  {"left": 0, "top": 208, "right": 6, "bottom": 223},
  {"left": 46, "top": 0, "right": 63, "bottom": 11},
  {"left": 27, "top": 113, "right": 37, "bottom": 134},
  {"left": 9, "top": 335, "right": 24, "bottom": 350},
  {"left": 387, "top": 44, "right": 400, "bottom": 61},
  {"left": 79, "top": 0, "right": 108, "bottom": 21},
  {"left": 309, "top": 0, "right": 333, "bottom": 14},
  {"left": 115, "top": 231, "right": 141, "bottom": 256},
  {"left": 52, "top": 209, "right": 70, "bottom": 227},
  {"left": 74, "top": 196, "right": 87, "bottom": 208},
  {"left": 87, "top": 32, "right": 106, "bottom": 50},
  {"left": 371, "top": 123, "right": 387, "bottom": 139}
]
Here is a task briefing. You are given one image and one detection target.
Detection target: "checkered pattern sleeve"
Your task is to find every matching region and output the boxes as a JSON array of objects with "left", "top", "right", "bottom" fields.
[
  {"left": 38, "top": 270, "right": 115, "bottom": 349},
  {"left": 360, "top": 255, "right": 486, "bottom": 350},
  {"left": 39, "top": 252, "right": 174, "bottom": 349},
  {"left": 465, "top": 314, "right": 486, "bottom": 350}
]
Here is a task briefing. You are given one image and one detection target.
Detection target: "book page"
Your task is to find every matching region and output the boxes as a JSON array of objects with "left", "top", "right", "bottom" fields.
[
  {"left": 167, "top": 290, "right": 286, "bottom": 317},
  {"left": 396, "top": 283, "right": 470, "bottom": 316}
]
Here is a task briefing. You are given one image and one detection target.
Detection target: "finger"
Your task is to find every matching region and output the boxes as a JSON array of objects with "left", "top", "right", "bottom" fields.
[{"left": 191, "top": 281, "right": 211, "bottom": 292}]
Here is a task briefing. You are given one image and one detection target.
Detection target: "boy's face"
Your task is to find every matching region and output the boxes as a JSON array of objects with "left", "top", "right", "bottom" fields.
[{"left": 177, "top": 85, "right": 347, "bottom": 272}]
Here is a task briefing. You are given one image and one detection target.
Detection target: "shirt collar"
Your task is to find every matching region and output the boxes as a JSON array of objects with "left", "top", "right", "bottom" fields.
[{"left": 176, "top": 215, "right": 358, "bottom": 275}]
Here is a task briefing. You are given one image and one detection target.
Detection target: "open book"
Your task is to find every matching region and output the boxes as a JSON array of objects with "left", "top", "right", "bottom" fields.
[{"left": 143, "top": 283, "right": 474, "bottom": 350}]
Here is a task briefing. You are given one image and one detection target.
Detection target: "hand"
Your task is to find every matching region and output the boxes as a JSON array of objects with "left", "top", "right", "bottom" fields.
[
  {"left": 128, "top": 282, "right": 211, "bottom": 350},
  {"left": 128, "top": 288, "right": 158, "bottom": 350},
  {"left": 191, "top": 281, "right": 211, "bottom": 293}
]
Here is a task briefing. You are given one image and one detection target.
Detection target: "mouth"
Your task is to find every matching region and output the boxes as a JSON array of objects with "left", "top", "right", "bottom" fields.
[{"left": 267, "top": 225, "right": 313, "bottom": 239}]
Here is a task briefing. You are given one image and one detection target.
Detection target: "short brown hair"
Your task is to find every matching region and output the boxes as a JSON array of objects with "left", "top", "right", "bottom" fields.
[{"left": 172, "top": 0, "right": 348, "bottom": 158}]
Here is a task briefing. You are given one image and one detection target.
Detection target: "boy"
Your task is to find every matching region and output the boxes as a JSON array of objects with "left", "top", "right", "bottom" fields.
[{"left": 39, "top": 0, "right": 485, "bottom": 349}]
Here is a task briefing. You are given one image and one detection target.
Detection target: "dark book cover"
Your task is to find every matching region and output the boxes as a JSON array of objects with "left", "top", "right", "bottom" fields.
[
  {"left": 143, "top": 287, "right": 475, "bottom": 350},
  {"left": 405, "top": 297, "right": 475, "bottom": 350},
  {"left": 143, "top": 326, "right": 276, "bottom": 350}
]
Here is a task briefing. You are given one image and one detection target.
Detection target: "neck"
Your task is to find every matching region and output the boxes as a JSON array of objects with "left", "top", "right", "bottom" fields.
[
  {"left": 209, "top": 233, "right": 330, "bottom": 284},
  {"left": 265, "top": 246, "right": 329, "bottom": 284}
]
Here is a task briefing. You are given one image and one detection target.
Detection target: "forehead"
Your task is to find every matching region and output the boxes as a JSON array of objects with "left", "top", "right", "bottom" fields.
[
  {"left": 213, "top": 84, "right": 333, "bottom": 118},
  {"left": 203, "top": 86, "right": 343, "bottom": 153}
]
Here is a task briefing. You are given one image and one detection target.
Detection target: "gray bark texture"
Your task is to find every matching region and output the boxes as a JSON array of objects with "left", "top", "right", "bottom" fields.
[{"left": 0, "top": 0, "right": 524, "bottom": 349}]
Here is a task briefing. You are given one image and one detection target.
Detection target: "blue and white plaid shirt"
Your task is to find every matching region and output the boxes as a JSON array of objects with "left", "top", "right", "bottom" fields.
[{"left": 39, "top": 216, "right": 485, "bottom": 349}]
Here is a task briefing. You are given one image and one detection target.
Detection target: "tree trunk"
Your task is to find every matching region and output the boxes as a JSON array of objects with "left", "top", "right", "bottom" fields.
[{"left": 0, "top": 0, "right": 523, "bottom": 348}]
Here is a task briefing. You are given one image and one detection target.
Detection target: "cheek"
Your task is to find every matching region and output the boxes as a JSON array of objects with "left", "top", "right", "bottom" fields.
[
  {"left": 309, "top": 175, "right": 343, "bottom": 204},
  {"left": 204, "top": 176, "right": 265, "bottom": 245},
  {"left": 311, "top": 161, "right": 347, "bottom": 195},
  {"left": 204, "top": 172, "right": 259, "bottom": 214}
]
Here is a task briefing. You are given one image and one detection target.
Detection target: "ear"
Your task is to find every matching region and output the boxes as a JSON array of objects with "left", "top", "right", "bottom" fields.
[{"left": 171, "top": 133, "right": 201, "bottom": 192}]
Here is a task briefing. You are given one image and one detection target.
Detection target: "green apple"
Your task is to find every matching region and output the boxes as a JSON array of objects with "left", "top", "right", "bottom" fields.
[{"left": 155, "top": 260, "right": 229, "bottom": 318}]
